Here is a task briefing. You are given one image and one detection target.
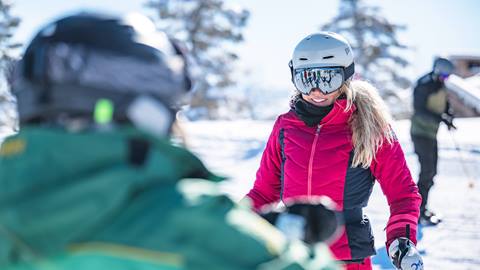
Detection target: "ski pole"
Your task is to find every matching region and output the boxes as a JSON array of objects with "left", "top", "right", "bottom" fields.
[{"left": 448, "top": 129, "right": 475, "bottom": 189}]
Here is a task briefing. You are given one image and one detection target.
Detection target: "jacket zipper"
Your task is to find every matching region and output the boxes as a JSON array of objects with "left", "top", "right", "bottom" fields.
[{"left": 307, "top": 124, "right": 321, "bottom": 197}]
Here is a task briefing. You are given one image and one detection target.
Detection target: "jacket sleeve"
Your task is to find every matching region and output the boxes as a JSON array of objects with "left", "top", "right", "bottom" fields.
[
  {"left": 245, "top": 117, "right": 283, "bottom": 211},
  {"left": 370, "top": 134, "right": 422, "bottom": 249}
]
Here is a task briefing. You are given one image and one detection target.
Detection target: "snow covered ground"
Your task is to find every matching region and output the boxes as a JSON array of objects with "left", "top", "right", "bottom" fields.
[
  {"left": 1, "top": 116, "right": 477, "bottom": 269},
  {"left": 182, "top": 117, "right": 480, "bottom": 270}
]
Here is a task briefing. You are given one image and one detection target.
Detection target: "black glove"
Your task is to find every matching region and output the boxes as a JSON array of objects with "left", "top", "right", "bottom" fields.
[
  {"left": 260, "top": 197, "right": 343, "bottom": 245},
  {"left": 441, "top": 112, "right": 456, "bottom": 130}
]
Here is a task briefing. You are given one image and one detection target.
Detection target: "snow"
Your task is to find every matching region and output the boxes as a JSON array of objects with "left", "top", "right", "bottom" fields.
[
  {"left": 1, "top": 116, "right": 478, "bottom": 269},
  {"left": 181, "top": 117, "right": 480, "bottom": 270}
]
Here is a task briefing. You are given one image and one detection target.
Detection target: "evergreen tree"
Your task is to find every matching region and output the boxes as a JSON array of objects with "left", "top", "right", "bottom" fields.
[
  {"left": 321, "top": 0, "right": 410, "bottom": 99},
  {"left": 0, "top": 0, "right": 20, "bottom": 72},
  {"left": 0, "top": 0, "right": 20, "bottom": 134},
  {"left": 146, "top": 0, "right": 249, "bottom": 118}
]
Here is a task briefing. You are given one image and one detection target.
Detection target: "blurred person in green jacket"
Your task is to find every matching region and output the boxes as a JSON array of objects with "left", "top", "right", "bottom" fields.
[
  {"left": 410, "top": 57, "right": 455, "bottom": 226},
  {"left": 0, "top": 12, "right": 340, "bottom": 270}
]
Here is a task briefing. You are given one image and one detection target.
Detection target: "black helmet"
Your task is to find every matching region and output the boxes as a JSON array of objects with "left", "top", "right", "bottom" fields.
[
  {"left": 432, "top": 57, "right": 454, "bottom": 76},
  {"left": 13, "top": 12, "right": 192, "bottom": 128}
]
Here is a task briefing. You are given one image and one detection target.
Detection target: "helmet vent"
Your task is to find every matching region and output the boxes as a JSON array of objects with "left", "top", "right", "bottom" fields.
[
  {"left": 299, "top": 57, "right": 308, "bottom": 61},
  {"left": 323, "top": 55, "right": 334, "bottom": 59}
]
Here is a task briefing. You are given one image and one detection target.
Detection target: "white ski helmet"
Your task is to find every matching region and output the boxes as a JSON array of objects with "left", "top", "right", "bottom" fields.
[{"left": 289, "top": 32, "right": 355, "bottom": 94}]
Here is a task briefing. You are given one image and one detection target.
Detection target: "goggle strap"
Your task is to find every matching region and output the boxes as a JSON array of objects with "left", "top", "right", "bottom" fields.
[
  {"left": 344, "top": 62, "right": 355, "bottom": 80},
  {"left": 288, "top": 60, "right": 294, "bottom": 83}
]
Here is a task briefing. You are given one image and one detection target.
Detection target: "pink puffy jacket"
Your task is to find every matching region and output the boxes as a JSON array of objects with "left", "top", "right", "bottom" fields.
[{"left": 247, "top": 99, "right": 421, "bottom": 262}]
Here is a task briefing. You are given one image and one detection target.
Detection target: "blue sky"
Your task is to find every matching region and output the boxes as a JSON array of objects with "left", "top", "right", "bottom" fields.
[{"left": 12, "top": 0, "right": 480, "bottom": 90}]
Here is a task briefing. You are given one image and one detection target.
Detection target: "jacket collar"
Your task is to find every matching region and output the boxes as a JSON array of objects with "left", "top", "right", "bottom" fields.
[{"left": 285, "top": 99, "right": 355, "bottom": 127}]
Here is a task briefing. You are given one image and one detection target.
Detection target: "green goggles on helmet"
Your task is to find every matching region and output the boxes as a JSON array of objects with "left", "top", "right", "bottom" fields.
[{"left": 290, "top": 62, "right": 355, "bottom": 95}]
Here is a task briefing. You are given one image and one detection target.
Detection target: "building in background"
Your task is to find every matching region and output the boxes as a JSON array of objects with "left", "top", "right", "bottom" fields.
[
  {"left": 449, "top": 55, "right": 480, "bottom": 78},
  {"left": 444, "top": 55, "right": 480, "bottom": 117}
]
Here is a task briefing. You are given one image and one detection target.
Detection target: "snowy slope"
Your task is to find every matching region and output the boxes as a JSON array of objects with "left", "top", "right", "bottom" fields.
[
  {"left": 182, "top": 117, "right": 480, "bottom": 270},
  {"left": 1, "top": 117, "right": 478, "bottom": 269}
]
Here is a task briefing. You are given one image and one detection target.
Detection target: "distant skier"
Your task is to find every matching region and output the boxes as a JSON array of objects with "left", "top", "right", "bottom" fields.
[
  {"left": 243, "top": 32, "right": 423, "bottom": 270},
  {"left": 411, "top": 57, "right": 456, "bottom": 226},
  {"left": 0, "top": 13, "right": 340, "bottom": 270}
]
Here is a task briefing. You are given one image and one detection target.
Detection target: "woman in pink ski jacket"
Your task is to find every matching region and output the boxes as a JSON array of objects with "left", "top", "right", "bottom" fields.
[{"left": 245, "top": 32, "right": 423, "bottom": 270}]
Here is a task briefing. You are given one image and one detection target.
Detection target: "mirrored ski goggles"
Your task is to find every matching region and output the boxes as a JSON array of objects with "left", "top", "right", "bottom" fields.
[
  {"left": 292, "top": 63, "right": 354, "bottom": 95},
  {"left": 438, "top": 72, "right": 451, "bottom": 81}
]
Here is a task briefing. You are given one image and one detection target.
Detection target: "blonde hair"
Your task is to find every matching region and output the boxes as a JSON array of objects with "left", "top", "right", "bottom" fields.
[{"left": 341, "top": 80, "right": 394, "bottom": 168}]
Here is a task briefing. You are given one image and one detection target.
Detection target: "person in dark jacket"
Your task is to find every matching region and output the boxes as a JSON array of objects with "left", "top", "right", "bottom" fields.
[
  {"left": 243, "top": 32, "right": 423, "bottom": 270},
  {"left": 410, "top": 57, "right": 456, "bottom": 226},
  {"left": 0, "top": 13, "right": 340, "bottom": 270}
]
